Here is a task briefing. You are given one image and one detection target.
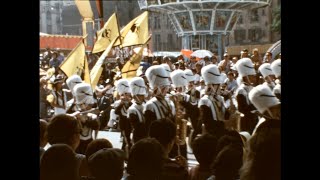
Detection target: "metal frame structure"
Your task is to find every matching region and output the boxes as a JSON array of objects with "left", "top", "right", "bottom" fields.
[
  {"left": 138, "top": 0, "right": 270, "bottom": 36},
  {"left": 138, "top": 0, "right": 271, "bottom": 56}
]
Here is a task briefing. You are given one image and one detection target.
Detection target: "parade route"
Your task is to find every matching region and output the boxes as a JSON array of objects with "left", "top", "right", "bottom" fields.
[{"left": 96, "top": 131, "right": 199, "bottom": 168}]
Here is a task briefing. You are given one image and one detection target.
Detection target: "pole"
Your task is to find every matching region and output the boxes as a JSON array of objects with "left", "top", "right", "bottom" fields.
[
  {"left": 115, "top": 12, "right": 124, "bottom": 60},
  {"left": 95, "top": 0, "right": 104, "bottom": 28}
]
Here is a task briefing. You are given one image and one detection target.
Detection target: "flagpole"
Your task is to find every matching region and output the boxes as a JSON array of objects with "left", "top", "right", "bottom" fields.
[
  {"left": 95, "top": 0, "right": 104, "bottom": 28},
  {"left": 114, "top": 12, "right": 125, "bottom": 61}
]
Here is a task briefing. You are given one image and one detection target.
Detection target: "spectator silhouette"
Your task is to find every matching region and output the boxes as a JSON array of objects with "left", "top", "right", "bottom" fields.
[{"left": 40, "top": 144, "right": 79, "bottom": 180}]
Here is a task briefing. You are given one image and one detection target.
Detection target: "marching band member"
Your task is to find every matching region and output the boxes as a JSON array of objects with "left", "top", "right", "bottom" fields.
[
  {"left": 183, "top": 69, "right": 201, "bottom": 144},
  {"left": 234, "top": 58, "right": 259, "bottom": 134},
  {"left": 161, "top": 63, "right": 173, "bottom": 79},
  {"left": 170, "top": 69, "right": 189, "bottom": 159},
  {"left": 270, "top": 59, "right": 281, "bottom": 100},
  {"left": 65, "top": 75, "right": 83, "bottom": 111},
  {"left": 144, "top": 65, "right": 175, "bottom": 130},
  {"left": 127, "top": 77, "right": 148, "bottom": 144},
  {"left": 71, "top": 83, "right": 100, "bottom": 154},
  {"left": 248, "top": 84, "right": 281, "bottom": 135},
  {"left": 258, "top": 63, "right": 276, "bottom": 90},
  {"left": 198, "top": 64, "right": 226, "bottom": 139},
  {"left": 47, "top": 74, "right": 68, "bottom": 115},
  {"left": 114, "top": 79, "right": 132, "bottom": 152}
]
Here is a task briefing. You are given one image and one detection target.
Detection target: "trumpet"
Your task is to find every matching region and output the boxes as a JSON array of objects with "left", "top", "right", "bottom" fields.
[{"left": 79, "top": 108, "right": 100, "bottom": 117}]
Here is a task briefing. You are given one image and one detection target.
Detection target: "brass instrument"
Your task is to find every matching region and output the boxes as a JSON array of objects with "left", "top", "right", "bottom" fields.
[
  {"left": 224, "top": 92, "right": 241, "bottom": 131},
  {"left": 169, "top": 92, "right": 188, "bottom": 146},
  {"left": 77, "top": 108, "right": 101, "bottom": 139}
]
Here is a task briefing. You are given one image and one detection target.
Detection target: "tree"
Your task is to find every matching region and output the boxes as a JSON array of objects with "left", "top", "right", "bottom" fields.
[{"left": 271, "top": 6, "right": 281, "bottom": 33}]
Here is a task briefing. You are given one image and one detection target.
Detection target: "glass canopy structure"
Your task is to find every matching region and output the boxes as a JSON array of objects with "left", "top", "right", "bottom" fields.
[{"left": 138, "top": 0, "right": 270, "bottom": 57}]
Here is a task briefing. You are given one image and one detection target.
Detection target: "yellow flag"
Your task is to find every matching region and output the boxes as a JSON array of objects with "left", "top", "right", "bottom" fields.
[
  {"left": 121, "top": 35, "right": 151, "bottom": 80},
  {"left": 90, "top": 37, "right": 118, "bottom": 90},
  {"left": 114, "top": 11, "right": 149, "bottom": 48},
  {"left": 75, "top": 0, "right": 93, "bottom": 19},
  {"left": 83, "top": 55, "right": 91, "bottom": 84},
  {"left": 92, "top": 13, "right": 119, "bottom": 53},
  {"left": 59, "top": 39, "right": 90, "bottom": 84}
]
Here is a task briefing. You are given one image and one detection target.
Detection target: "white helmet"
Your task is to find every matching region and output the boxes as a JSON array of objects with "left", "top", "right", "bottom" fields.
[
  {"left": 270, "top": 59, "right": 281, "bottom": 78},
  {"left": 160, "top": 63, "right": 172, "bottom": 77},
  {"left": 220, "top": 72, "right": 227, "bottom": 84},
  {"left": 73, "top": 83, "right": 95, "bottom": 105},
  {"left": 248, "top": 84, "right": 280, "bottom": 114},
  {"left": 145, "top": 65, "right": 170, "bottom": 89},
  {"left": 258, "top": 63, "right": 274, "bottom": 78},
  {"left": 66, "top": 75, "right": 82, "bottom": 95},
  {"left": 116, "top": 79, "right": 131, "bottom": 95},
  {"left": 170, "top": 69, "right": 188, "bottom": 88},
  {"left": 184, "top": 69, "right": 195, "bottom": 83},
  {"left": 129, "top": 77, "right": 147, "bottom": 96},
  {"left": 136, "top": 66, "right": 144, "bottom": 77},
  {"left": 236, "top": 58, "right": 256, "bottom": 78},
  {"left": 201, "top": 64, "right": 222, "bottom": 85}
]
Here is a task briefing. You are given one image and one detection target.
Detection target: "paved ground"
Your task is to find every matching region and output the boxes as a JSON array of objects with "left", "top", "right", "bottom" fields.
[{"left": 96, "top": 131, "right": 199, "bottom": 168}]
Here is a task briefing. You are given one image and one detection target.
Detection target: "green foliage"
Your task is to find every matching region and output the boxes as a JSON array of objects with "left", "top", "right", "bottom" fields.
[{"left": 271, "top": 6, "right": 281, "bottom": 33}]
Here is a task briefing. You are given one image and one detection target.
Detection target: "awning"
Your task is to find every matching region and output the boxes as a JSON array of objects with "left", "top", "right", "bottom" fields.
[
  {"left": 226, "top": 43, "right": 274, "bottom": 56},
  {"left": 40, "top": 34, "right": 91, "bottom": 51}
]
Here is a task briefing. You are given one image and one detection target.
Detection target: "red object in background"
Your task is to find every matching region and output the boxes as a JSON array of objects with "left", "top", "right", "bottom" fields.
[
  {"left": 181, "top": 49, "right": 193, "bottom": 59},
  {"left": 40, "top": 34, "right": 91, "bottom": 51},
  {"left": 96, "top": 0, "right": 104, "bottom": 28}
]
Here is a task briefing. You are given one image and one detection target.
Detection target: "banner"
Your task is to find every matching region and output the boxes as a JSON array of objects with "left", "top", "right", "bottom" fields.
[
  {"left": 121, "top": 35, "right": 151, "bottom": 79},
  {"left": 75, "top": 0, "right": 93, "bottom": 19},
  {"left": 92, "top": 13, "right": 119, "bottom": 53},
  {"left": 114, "top": 11, "right": 149, "bottom": 48},
  {"left": 59, "top": 39, "right": 90, "bottom": 84},
  {"left": 90, "top": 37, "right": 118, "bottom": 89}
]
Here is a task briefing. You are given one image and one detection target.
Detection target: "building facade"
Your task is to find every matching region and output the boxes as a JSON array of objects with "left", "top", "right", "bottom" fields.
[
  {"left": 149, "top": 12, "right": 182, "bottom": 52},
  {"left": 40, "top": 1, "right": 64, "bottom": 34},
  {"left": 226, "top": 0, "right": 281, "bottom": 55}
]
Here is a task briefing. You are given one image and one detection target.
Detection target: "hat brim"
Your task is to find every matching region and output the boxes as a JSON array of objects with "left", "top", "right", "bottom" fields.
[{"left": 52, "top": 79, "right": 64, "bottom": 84}]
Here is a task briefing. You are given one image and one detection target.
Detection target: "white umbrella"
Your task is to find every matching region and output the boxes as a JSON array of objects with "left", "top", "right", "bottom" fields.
[
  {"left": 190, "top": 49, "right": 213, "bottom": 58},
  {"left": 153, "top": 51, "right": 181, "bottom": 57},
  {"left": 133, "top": 47, "right": 154, "bottom": 57}
]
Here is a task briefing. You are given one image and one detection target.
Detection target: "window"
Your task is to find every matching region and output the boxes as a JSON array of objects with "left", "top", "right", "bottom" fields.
[
  {"left": 154, "top": 17, "right": 161, "bottom": 29},
  {"left": 56, "top": 16, "right": 61, "bottom": 24},
  {"left": 167, "top": 34, "right": 173, "bottom": 49},
  {"left": 47, "top": 25, "right": 52, "bottom": 34},
  {"left": 55, "top": 2, "right": 60, "bottom": 10},
  {"left": 250, "top": 10, "right": 259, "bottom": 22},
  {"left": 238, "top": 14, "right": 243, "bottom": 24},
  {"left": 262, "top": 9, "right": 265, "bottom": 16},
  {"left": 154, "top": 34, "right": 161, "bottom": 51},
  {"left": 234, "top": 29, "right": 246, "bottom": 43},
  {"left": 46, "top": 11, "right": 51, "bottom": 25},
  {"left": 157, "top": 17, "right": 161, "bottom": 29},
  {"left": 154, "top": 17, "right": 157, "bottom": 29},
  {"left": 248, "top": 28, "right": 262, "bottom": 42}
]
